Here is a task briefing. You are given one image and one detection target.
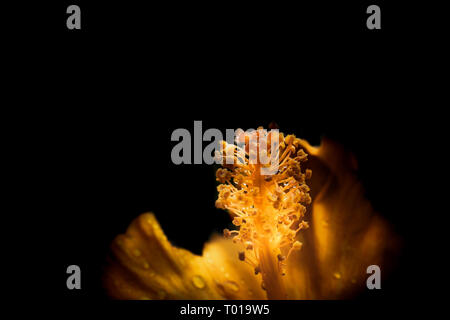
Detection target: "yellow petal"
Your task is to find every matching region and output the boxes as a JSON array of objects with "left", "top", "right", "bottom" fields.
[
  {"left": 283, "top": 138, "right": 401, "bottom": 299},
  {"left": 202, "top": 235, "right": 266, "bottom": 299},
  {"left": 103, "top": 213, "right": 265, "bottom": 299},
  {"left": 104, "top": 138, "right": 400, "bottom": 300}
]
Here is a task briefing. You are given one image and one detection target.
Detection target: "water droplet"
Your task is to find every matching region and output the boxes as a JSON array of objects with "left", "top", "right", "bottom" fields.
[
  {"left": 261, "top": 281, "right": 266, "bottom": 291},
  {"left": 133, "top": 249, "right": 141, "bottom": 257},
  {"left": 192, "top": 275, "right": 206, "bottom": 289},
  {"left": 224, "top": 280, "right": 240, "bottom": 292},
  {"left": 224, "top": 272, "right": 230, "bottom": 279},
  {"left": 333, "top": 272, "right": 342, "bottom": 279}
]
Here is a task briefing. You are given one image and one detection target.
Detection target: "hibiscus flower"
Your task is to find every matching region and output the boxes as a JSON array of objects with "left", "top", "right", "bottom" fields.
[{"left": 103, "top": 128, "right": 399, "bottom": 299}]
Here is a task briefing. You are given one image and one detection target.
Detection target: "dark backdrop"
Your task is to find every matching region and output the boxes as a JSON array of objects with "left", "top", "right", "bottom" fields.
[
  {"left": 28, "top": 0, "right": 431, "bottom": 318},
  {"left": 53, "top": 114, "right": 418, "bottom": 299}
]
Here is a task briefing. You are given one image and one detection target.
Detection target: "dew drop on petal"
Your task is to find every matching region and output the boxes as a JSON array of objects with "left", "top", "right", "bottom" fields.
[
  {"left": 192, "top": 275, "right": 206, "bottom": 289},
  {"left": 224, "top": 280, "right": 240, "bottom": 293},
  {"left": 333, "top": 272, "right": 342, "bottom": 279}
]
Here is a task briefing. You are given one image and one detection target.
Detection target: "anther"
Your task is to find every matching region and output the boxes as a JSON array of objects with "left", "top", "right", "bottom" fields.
[
  {"left": 305, "top": 169, "right": 312, "bottom": 179},
  {"left": 232, "top": 217, "right": 243, "bottom": 226},
  {"left": 299, "top": 221, "right": 309, "bottom": 230},
  {"left": 292, "top": 241, "right": 303, "bottom": 250},
  {"left": 238, "top": 251, "right": 245, "bottom": 261},
  {"left": 216, "top": 199, "right": 226, "bottom": 209},
  {"left": 223, "top": 229, "right": 231, "bottom": 238},
  {"left": 285, "top": 135, "right": 294, "bottom": 145},
  {"left": 288, "top": 145, "right": 296, "bottom": 153}
]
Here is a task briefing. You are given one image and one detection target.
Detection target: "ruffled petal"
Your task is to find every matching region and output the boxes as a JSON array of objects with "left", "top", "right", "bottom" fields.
[
  {"left": 104, "top": 138, "right": 400, "bottom": 300},
  {"left": 103, "top": 213, "right": 265, "bottom": 299},
  {"left": 283, "top": 139, "right": 400, "bottom": 299},
  {"left": 202, "top": 236, "right": 267, "bottom": 299}
]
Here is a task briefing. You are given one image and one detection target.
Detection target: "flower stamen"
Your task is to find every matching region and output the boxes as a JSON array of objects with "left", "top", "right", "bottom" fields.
[{"left": 215, "top": 127, "right": 312, "bottom": 299}]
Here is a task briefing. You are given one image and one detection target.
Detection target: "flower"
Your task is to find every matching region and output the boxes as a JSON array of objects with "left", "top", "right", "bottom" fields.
[{"left": 103, "top": 129, "right": 400, "bottom": 300}]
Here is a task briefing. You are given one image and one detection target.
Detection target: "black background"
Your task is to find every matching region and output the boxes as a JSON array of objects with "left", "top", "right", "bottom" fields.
[{"left": 23, "top": 0, "right": 437, "bottom": 318}]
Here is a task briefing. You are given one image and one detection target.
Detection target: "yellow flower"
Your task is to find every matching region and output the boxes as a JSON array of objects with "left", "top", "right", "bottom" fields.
[{"left": 103, "top": 130, "right": 400, "bottom": 300}]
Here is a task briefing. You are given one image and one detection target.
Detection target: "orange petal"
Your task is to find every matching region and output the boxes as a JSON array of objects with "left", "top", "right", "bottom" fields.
[
  {"left": 104, "top": 138, "right": 400, "bottom": 300},
  {"left": 103, "top": 213, "right": 265, "bottom": 299},
  {"left": 202, "top": 235, "right": 266, "bottom": 299},
  {"left": 284, "top": 138, "right": 401, "bottom": 299}
]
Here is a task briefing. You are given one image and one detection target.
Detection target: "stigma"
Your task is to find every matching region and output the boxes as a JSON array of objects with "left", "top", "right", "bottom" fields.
[{"left": 215, "top": 127, "right": 312, "bottom": 279}]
